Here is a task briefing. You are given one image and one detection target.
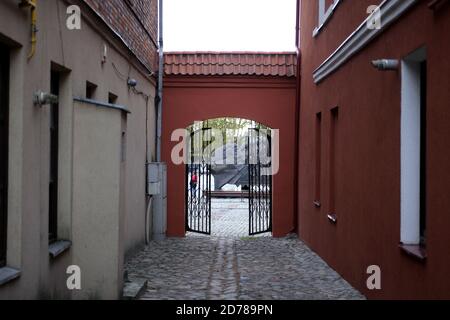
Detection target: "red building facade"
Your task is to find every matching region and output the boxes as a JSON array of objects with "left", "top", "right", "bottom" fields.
[{"left": 297, "top": 0, "right": 450, "bottom": 299}]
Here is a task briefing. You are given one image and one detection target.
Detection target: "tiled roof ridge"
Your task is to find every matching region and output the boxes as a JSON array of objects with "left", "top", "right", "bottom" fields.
[
  {"left": 164, "top": 51, "right": 298, "bottom": 77},
  {"left": 164, "top": 51, "right": 297, "bottom": 54}
]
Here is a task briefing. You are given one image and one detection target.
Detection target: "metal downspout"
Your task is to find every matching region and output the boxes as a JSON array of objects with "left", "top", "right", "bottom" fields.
[
  {"left": 151, "top": 0, "right": 166, "bottom": 241},
  {"left": 156, "top": 0, "right": 163, "bottom": 162}
]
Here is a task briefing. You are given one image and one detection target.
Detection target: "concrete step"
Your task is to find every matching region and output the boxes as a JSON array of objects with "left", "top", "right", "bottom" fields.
[{"left": 122, "top": 278, "right": 148, "bottom": 300}]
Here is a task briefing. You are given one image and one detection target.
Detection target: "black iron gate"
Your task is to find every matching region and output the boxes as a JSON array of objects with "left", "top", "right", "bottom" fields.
[
  {"left": 185, "top": 128, "right": 212, "bottom": 234},
  {"left": 185, "top": 126, "right": 272, "bottom": 236},
  {"left": 248, "top": 128, "right": 272, "bottom": 235}
]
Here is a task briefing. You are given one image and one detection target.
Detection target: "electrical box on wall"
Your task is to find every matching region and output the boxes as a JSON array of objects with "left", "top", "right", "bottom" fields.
[
  {"left": 146, "top": 162, "right": 167, "bottom": 240},
  {"left": 147, "top": 162, "right": 167, "bottom": 196}
]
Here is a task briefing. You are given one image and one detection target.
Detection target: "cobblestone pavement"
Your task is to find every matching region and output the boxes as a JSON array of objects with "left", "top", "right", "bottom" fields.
[
  {"left": 208, "top": 198, "right": 251, "bottom": 238},
  {"left": 125, "top": 199, "right": 365, "bottom": 300}
]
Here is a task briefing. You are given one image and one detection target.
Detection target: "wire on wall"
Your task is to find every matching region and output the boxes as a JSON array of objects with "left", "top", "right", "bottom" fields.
[
  {"left": 112, "top": 62, "right": 128, "bottom": 81},
  {"left": 112, "top": 61, "right": 151, "bottom": 101}
]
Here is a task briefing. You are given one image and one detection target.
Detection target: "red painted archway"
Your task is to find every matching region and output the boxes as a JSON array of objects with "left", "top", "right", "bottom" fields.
[{"left": 162, "top": 53, "right": 298, "bottom": 237}]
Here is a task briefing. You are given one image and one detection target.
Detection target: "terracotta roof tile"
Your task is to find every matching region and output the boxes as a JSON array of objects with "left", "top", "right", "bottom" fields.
[{"left": 164, "top": 52, "right": 298, "bottom": 77}]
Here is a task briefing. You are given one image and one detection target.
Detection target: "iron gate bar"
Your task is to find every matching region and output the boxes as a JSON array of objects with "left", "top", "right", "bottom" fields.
[
  {"left": 248, "top": 128, "right": 273, "bottom": 236},
  {"left": 185, "top": 128, "right": 212, "bottom": 235}
]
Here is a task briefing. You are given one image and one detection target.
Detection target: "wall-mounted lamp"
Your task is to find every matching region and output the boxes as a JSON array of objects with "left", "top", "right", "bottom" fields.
[
  {"left": 127, "top": 78, "right": 138, "bottom": 88},
  {"left": 34, "top": 90, "right": 58, "bottom": 107},
  {"left": 371, "top": 59, "right": 399, "bottom": 71}
]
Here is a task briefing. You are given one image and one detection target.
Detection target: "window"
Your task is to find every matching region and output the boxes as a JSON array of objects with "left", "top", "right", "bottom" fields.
[
  {"left": 108, "top": 92, "right": 118, "bottom": 105},
  {"left": 48, "top": 63, "right": 72, "bottom": 257},
  {"left": 328, "top": 107, "right": 338, "bottom": 223},
  {"left": 86, "top": 81, "right": 97, "bottom": 100},
  {"left": 314, "top": 112, "right": 322, "bottom": 207},
  {"left": 318, "top": 0, "right": 326, "bottom": 25},
  {"left": 419, "top": 60, "right": 427, "bottom": 247},
  {"left": 313, "top": 0, "right": 341, "bottom": 37},
  {"left": 0, "top": 44, "right": 9, "bottom": 267},
  {"left": 400, "top": 47, "right": 427, "bottom": 255},
  {"left": 318, "top": 0, "right": 335, "bottom": 25},
  {"left": 49, "top": 70, "right": 60, "bottom": 243}
]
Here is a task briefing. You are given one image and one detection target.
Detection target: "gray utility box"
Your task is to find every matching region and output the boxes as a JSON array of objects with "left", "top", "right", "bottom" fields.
[
  {"left": 146, "top": 163, "right": 167, "bottom": 240},
  {"left": 147, "top": 162, "right": 167, "bottom": 196}
]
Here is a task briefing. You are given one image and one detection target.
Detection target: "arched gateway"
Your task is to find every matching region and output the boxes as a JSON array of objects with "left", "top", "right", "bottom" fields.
[
  {"left": 162, "top": 52, "right": 298, "bottom": 237},
  {"left": 184, "top": 119, "right": 274, "bottom": 236}
]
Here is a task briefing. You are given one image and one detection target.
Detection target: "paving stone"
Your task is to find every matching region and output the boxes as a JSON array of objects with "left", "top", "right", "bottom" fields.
[{"left": 125, "top": 199, "right": 365, "bottom": 300}]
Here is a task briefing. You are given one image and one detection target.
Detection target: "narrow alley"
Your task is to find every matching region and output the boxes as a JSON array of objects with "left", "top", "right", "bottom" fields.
[
  {"left": 1, "top": 0, "right": 449, "bottom": 303},
  {"left": 125, "top": 199, "right": 365, "bottom": 300}
]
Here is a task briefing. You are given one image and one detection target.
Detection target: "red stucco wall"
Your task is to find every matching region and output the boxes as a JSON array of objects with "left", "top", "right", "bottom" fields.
[
  {"left": 162, "top": 76, "right": 297, "bottom": 238},
  {"left": 298, "top": 0, "right": 450, "bottom": 299}
]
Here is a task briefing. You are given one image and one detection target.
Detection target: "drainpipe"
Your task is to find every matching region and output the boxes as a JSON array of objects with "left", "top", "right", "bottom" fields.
[
  {"left": 293, "top": 0, "right": 301, "bottom": 235},
  {"left": 156, "top": 0, "right": 163, "bottom": 162},
  {"left": 19, "top": 0, "right": 37, "bottom": 59},
  {"left": 151, "top": 0, "right": 166, "bottom": 241}
]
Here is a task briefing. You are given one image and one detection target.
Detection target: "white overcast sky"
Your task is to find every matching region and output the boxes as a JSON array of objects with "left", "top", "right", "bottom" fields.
[{"left": 163, "top": 0, "right": 298, "bottom": 52}]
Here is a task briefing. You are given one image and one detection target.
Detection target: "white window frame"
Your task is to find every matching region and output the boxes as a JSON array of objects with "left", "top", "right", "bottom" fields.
[
  {"left": 313, "top": 0, "right": 342, "bottom": 37},
  {"left": 400, "top": 47, "right": 427, "bottom": 246}
]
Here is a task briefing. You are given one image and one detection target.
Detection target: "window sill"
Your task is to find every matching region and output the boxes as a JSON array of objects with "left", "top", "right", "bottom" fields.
[
  {"left": 0, "top": 266, "right": 21, "bottom": 287},
  {"left": 399, "top": 243, "right": 427, "bottom": 262},
  {"left": 49, "top": 240, "right": 72, "bottom": 259}
]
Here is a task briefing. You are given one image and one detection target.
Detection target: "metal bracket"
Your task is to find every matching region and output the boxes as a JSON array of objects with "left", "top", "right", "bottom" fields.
[
  {"left": 371, "top": 59, "right": 399, "bottom": 71},
  {"left": 33, "top": 91, "right": 58, "bottom": 107}
]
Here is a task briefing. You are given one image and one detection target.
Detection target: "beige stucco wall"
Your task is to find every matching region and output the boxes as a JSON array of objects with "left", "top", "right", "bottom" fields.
[
  {"left": 72, "top": 102, "right": 125, "bottom": 299},
  {"left": 0, "top": 0, "right": 156, "bottom": 299}
]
